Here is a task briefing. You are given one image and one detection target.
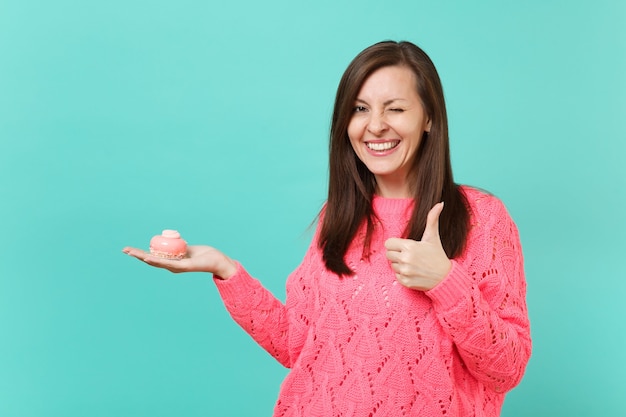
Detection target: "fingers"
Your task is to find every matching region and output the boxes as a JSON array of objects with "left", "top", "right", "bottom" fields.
[
  {"left": 384, "top": 237, "right": 405, "bottom": 252},
  {"left": 122, "top": 247, "right": 149, "bottom": 260},
  {"left": 384, "top": 203, "right": 449, "bottom": 291},
  {"left": 421, "top": 202, "right": 444, "bottom": 243},
  {"left": 122, "top": 246, "right": 185, "bottom": 273},
  {"left": 384, "top": 237, "right": 411, "bottom": 262},
  {"left": 142, "top": 256, "right": 187, "bottom": 273}
]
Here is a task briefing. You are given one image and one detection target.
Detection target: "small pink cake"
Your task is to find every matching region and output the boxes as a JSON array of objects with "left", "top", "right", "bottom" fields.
[{"left": 150, "top": 230, "right": 187, "bottom": 260}]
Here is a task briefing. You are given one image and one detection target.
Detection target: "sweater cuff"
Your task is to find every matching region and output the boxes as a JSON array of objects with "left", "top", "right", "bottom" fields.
[
  {"left": 425, "top": 260, "right": 474, "bottom": 310},
  {"left": 213, "top": 261, "right": 258, "bottom": 302}
]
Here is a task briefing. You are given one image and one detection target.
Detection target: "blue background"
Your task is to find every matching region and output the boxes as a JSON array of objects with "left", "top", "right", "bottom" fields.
[{"left": 1, "top": 0, "right": 625, "bottom": 415}]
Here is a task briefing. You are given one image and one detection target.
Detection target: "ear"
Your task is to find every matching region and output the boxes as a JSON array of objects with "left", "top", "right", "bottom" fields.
[{"left": 425, "top": 118, "right": 432, "bottom": 133}]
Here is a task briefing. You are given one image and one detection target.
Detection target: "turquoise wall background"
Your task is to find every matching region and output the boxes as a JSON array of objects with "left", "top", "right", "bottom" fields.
[{"left": 1, "top": 0, "right": 624, "bottom": 415}]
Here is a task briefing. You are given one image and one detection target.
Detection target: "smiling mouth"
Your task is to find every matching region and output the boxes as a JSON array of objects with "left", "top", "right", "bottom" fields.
[{"left": 366, "top": 141, "right": 400, "bottom": 151}]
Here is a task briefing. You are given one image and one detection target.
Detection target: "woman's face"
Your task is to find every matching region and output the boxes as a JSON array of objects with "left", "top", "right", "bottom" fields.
[{"left": 347, "top": 65, "right": 431, "bottom": 198}]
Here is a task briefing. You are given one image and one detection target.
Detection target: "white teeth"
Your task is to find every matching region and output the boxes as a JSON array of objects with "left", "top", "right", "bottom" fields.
[{"left": 366, "top": 141, "right": 399, "bottom": 151}]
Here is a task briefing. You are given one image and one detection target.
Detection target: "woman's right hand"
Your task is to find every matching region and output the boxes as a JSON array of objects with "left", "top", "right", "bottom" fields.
[{"left": 122, "top": 245, "right": 238, "bottom": 279}]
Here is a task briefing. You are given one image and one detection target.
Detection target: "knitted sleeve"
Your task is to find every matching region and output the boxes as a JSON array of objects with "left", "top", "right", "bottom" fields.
[
  {"left": 213, "top": 242, "right": 318, "bottom": 369},
  {"left": 425, "top": 193, "right": 531, "bottom": 393}
]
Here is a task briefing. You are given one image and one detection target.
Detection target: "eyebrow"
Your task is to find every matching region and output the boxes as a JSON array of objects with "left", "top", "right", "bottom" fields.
[{"left": 354, "top": 98, "right": 408, "bottom": 105}]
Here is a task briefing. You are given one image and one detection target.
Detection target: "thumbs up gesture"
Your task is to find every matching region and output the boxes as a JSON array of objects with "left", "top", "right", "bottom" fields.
[{"left": 384, "top": 202, "right": 452, "bottom": 291}]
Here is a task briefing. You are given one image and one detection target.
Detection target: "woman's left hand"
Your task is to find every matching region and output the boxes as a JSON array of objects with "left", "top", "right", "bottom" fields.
[{"left": 385, "top": 202, "right": 452, "bottom": 291}]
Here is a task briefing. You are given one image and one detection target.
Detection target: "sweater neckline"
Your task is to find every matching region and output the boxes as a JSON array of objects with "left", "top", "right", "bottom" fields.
[{"left": 372, "top": 194, "right": 415, "bottom": 218}]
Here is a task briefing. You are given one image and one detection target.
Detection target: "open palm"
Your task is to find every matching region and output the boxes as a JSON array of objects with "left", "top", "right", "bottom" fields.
[{"left": 122, "top": 245, "right": 237, "bottom": 278}]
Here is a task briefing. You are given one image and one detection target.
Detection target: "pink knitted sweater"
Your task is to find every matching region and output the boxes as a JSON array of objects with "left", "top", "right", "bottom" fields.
[{"left": 214, "top": 187, "right": 531, "bottom": 416}]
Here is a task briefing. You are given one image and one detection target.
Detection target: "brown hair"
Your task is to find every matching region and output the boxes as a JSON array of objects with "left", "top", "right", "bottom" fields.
[{"left": 319, "top": 40, "right": 470, "bottom": 276}]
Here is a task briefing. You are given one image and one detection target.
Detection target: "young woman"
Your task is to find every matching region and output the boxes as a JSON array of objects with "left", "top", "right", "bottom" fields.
[{"left": 124, "top": 40, "right": 531, "bottom": 416}]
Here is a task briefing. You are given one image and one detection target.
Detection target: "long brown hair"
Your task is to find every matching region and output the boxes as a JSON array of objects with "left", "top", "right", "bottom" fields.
[{"left": 319, "top": 40, "right": 470, "bottom": 276}]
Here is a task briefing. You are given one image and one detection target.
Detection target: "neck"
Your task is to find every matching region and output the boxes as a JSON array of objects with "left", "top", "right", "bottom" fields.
[{"left": 374, "top": 175, "right": 412, "bottom": 198}]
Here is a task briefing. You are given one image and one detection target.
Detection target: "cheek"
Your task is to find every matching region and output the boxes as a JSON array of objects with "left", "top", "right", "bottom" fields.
[
  {"left": 346, "top": 122, "right": 361, "bottom": 150},
  {"left": 346, "top": 120, "right": 359, "bottom": 142},
  {"left": 403, "top": 124, "right": 426, "bottom": 147},
  {"left": 405, "top": 135, "right": 423, "bottom": 156}
]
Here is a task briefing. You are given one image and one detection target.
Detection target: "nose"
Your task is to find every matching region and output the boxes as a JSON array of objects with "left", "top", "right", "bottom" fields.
[{"left": 367, "top": 112, "right": 388, "bottom": 136}]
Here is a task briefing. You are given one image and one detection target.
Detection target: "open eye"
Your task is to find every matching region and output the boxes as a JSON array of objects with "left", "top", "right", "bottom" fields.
[{"left": 353, "top": 105, "right": 368, "bottom": 113}]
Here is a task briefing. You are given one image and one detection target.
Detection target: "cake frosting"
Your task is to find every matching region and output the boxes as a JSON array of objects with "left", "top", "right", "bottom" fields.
[{"left": 150, "top": 230, "right": 187, "bottom": 260}]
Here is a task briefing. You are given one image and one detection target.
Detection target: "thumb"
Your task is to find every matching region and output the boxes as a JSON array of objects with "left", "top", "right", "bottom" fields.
[{"left": 421, "top": 202, "right": 444, "bottom": 243}]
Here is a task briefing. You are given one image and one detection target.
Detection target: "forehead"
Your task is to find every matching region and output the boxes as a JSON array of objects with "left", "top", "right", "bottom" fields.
[{"left": 357, "top": 65, "right": 418, "bottom": 99}]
